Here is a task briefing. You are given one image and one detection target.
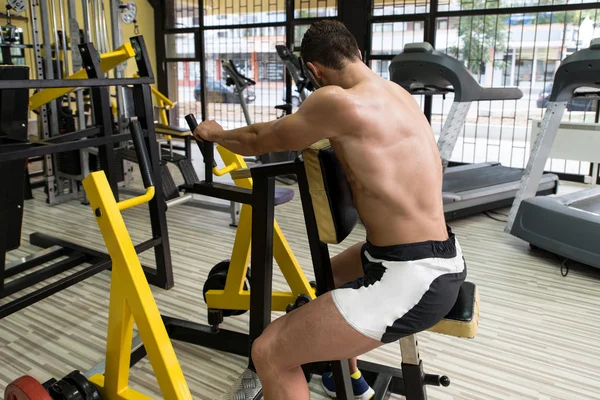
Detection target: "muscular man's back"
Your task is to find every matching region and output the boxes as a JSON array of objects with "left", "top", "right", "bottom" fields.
[{"left": 329, "top": 75, "right": 448, "bottom": 246}]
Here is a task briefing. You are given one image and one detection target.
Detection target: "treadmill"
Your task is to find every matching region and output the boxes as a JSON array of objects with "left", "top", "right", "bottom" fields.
[
  {"left": 275, "top": 45, "right": 316, "bottom": 103},
  {"left": 506, "top": 38, "right": 600, "bottom": 269},
  {"left": 390, "top": 43, "right": 559, "bottom": 220}
]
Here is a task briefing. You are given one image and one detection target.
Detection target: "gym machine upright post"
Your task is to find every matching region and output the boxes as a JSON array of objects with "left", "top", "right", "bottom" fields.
[
  {"left": 2, "top": 120, "right": 193, "bottom": 400},
  {"left": 0, "top": 36, "right": 174, "bottom": 320}
]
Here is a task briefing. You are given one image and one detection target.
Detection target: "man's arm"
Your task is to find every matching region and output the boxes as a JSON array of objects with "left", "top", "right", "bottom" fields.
[{"left": 195, "top": 86, "right": 351, "bottom": 156}]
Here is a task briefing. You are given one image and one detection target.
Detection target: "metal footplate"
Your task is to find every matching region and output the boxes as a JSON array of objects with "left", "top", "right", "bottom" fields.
[{"left": 218, "top": 368, "right": 263, "bottom": 400}]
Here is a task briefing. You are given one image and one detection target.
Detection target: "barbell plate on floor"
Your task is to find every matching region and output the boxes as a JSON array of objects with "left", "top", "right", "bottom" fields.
[{"left": 4, "top": 376, "right": 52, "bottom": 400}]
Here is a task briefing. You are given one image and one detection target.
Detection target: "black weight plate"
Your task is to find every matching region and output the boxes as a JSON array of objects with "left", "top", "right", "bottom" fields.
[
  {"left": 209, "top": 260, "right": 231, "bottom": 276},
  {"left": 48, "top": 380, "right": 83, "bottom": 400},
  {"left": 203, "top": 261, "right": 251, "bottom": 317},
  {"left": 63, "top": 372, "right": 100, "bottom": 400}
]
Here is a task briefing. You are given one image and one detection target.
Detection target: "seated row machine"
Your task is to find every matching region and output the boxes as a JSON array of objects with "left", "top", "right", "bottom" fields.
[{"left": 3, "top": 113, "right": 480, "bottom": 400}]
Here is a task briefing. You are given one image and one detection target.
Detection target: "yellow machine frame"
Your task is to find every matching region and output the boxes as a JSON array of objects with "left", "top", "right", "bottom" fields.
[
  {"left": 204, "top": 148, "right": 316, "bottom": 311},
  {"left": 28, "top": 43, "right": 136, "bottom": 111},
  {"left": 82, "top": 172, "right": 192, "bottom": 400}
]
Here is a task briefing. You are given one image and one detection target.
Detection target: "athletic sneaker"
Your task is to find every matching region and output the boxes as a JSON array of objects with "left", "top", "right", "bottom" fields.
[{"left": 321, "top": 370, "right": 375, "bottom": 400}]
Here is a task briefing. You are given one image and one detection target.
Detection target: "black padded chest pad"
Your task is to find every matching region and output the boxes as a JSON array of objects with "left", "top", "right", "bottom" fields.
[{"left": 318, "top": 146, "right": 359, "bottom": 243}]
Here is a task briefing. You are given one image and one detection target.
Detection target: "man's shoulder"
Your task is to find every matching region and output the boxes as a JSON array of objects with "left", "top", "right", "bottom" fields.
[{"left": 305, "top": 86, "right": 353, "bottom": 108}]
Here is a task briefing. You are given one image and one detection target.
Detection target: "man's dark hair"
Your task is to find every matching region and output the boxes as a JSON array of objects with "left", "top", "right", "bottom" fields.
[{"left": 300, "top": 20, "right": 360, "bottom": 70}]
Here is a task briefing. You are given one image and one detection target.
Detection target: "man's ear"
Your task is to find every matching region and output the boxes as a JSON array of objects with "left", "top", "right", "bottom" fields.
[
  {"left": 358, "top": 49, "right": 363, "bottom": 60},
  {"left": 306, "top": 61, "right": 320, "bottom": 80}
]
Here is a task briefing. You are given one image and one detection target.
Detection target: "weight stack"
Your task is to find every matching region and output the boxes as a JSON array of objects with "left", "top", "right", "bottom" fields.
[
  {"left": 55, "top": 105, "right": 82, "bottom": 176},
  {"left": 0, "top": 65, "right": 29, "bottom": 251},
  {"left": 0, "top": 66, "right": 29, "bottom": 141},
  {"left": 0, "top": 158, "right": 27, "bottom": 251}
]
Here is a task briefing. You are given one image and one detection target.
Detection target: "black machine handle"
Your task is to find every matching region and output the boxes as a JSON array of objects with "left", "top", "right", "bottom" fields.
[
  {"left": 479, "top": 87, "right": 523, "bottom": 101},
  {"left": 185, "top": 113, "right": 215, "bottom": 183},
  {"left": 130, "top": 119, "right": 154, "bottom": 189}
]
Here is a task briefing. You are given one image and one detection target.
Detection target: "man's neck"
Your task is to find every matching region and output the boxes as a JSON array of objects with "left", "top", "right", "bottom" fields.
[{"left": 328, "top": 62, "right": 374, "bottom": 89}]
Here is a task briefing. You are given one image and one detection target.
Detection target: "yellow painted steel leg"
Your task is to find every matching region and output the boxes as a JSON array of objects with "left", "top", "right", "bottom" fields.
[
  {"left": 103, "top": 279, "right": 135, "bottom": 396},
  {"left": 83, "top": 171, "right": 192, "bottom": 400},
  {"left": 223, "top": 204, "right": 252, "bottom": 295},
  {"left": 205, "top": 145, "right": 315, "bottom": 312},
  {"left": 273, "top": 223, "right": 315, "bottom": 299}
]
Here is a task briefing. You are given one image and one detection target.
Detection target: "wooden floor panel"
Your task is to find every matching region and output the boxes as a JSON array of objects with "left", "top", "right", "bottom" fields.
[{"left": 2, "top": 172, "right": 600, "bottom": 399}]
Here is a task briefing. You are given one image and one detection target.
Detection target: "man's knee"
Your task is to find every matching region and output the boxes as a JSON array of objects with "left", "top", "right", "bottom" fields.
[{"left": 252, "top": 325, "right": 282, "bottom": 370}]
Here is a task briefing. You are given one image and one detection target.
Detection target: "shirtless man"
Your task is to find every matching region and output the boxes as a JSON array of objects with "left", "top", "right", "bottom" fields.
[{"left": 193, "top": 20, "right": 466, "bottom": 400}]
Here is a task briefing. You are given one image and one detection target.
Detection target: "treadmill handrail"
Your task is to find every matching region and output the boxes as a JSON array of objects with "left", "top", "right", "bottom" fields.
[
  {"left": 275, "top": 45, "right": 316, "bottom": 97},
  {"left": 390, "top": 42, "right": 523, "bottom": 102},
  {"left": 550, "top": 37, "right": 600, "bottom": 102}
]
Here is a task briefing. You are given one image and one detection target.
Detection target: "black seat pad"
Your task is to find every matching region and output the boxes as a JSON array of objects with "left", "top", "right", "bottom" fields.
[{"left": 444, "top": 281, "right": 476, "bottom": 322}]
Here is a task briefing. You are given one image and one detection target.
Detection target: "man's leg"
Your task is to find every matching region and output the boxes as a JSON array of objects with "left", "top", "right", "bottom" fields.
[
  {"left": 331, "top": 241, "right": 365, "bottom": 291},
  {"left": 331, "top": 241, "right": 366, "bottom": 373},
  {"left": 252, "top": 292, "right": 382, "bottom": 400}
]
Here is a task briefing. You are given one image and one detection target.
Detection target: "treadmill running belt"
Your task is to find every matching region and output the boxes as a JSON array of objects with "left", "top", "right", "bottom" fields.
[
  {"left": 570, "top": 196, "right": 600, "bottom": 214},
  {"left": 443, "top": 165, "right": 523, "bottom": 193}
]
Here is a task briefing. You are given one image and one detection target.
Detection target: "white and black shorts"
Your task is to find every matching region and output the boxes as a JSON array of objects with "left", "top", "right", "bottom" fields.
[{"left": 331, "top": 227, "right": 467, "bottom": 343}]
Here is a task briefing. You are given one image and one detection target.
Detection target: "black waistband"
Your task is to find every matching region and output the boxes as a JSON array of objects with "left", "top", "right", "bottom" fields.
[{"left": 365, "top": 226, "right": 457, "bottom": 261}]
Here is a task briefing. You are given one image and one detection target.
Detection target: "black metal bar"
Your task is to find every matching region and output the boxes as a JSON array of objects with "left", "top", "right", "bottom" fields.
[
  {"left": 1, "top": 253, "right": 88, "bottom": 299},
  {"left": 247, "top": 175, "right": 276, "bottom": 370},
  {"left": 29, "top": 233, "right": 107, "bottom": 258},
  {"left": 285, "top": 0, "right": 294, "bottom": 107},
  {"left": 0, "top": 133, "right": 132, "bottom": 163},
  {"left": 162, "top": 316, "right": 249, "bottom": 356},
  {"left": 80, "top": 42, "right": 119, "bottom": 198},
  {"left": 291, "top": 16, "right": 339, "bottom": 25},
  {"left": 1, "top": 46, "right": 13, "bottom": 65},
  {"left": 203, "top": 21, "right": 286, "bottom": 31},
  {"left": 370, "top": 14, "right": 430, "bottom": 23},
  {"left": 402, "top": 362, "right": 427, "bottom": 400},
  {"left": 371, "top": 374, "right": 394, "bottom": 400},
  {"left": 163, "top": 56, "right": 202, "bottom": 63},
  {"left": 0, "top": 257, "right": 109, "bottom": 319},
  {"left": 368, "top": 55, "right": 397, "bottom": 60},
  {"left": 129, "top": 343, "right": 148, "bottom": 368},
  {"left": 0, "top": 78, "right": 154, "bottom": 89},
  {"left": 198, "top": 5, "right": 208, "bottom": 122},
  {"left": 0, "top": 212, "right": 6, "bottom": 292},
  {"left": 295, "top": 165, "right": 353, "bottom": 399},
  {"left": 440, "top": 2, "right": 600, "bottom": 17},
  {"left": 131, "top": 37, "right": 174, "bottom": 290},
  {"left": 135, "top": 237, "right": 162, "bottom": 254},
  {"left": 340, "top": 0, "right": 370, "bottom": 57},
  {"left": 4, "top": 247, "right": 69, "bottom": 278},
  {"left": 155, "top": 9, "right": 169, "bottom": 107},
  {"left": 164, "top": 27, "right": 199, "bottom": 34},
  {"left": 358, "top": 359, "right": 405, "bottom": 396},
  {"left": 186, "top": 182, "right": 253, "bottom": 204},
  {"left": 37, "top": 127, "right": 102, "bottom": 144}
]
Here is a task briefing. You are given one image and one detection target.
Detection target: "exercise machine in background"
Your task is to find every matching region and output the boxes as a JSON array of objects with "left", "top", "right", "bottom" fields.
[
  {"left": 506, "top": 38, "right": 600, "bottom": 272},
  {"left": 390, "top": 43, "right": 559, "bottom": 221},
  {"left": 2, "top": 121, "right": 192, "bottom": 400},
  {"left": 221, "top": 57, "right": 304, "bottom": 184},
  {"left": 0, "top": 37, "right": 174, "bottom": 321},
  {"left": 275, "top": 44, "right": 315, "bottom": 106}
]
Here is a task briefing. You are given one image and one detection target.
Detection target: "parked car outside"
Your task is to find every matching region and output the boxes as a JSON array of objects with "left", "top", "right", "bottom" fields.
[
  {"left": 537, "top": 83, "right": 595, "bottom": 111},
  {"left": 194, "top": 78, "right": 256, "bottom": 104}
]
